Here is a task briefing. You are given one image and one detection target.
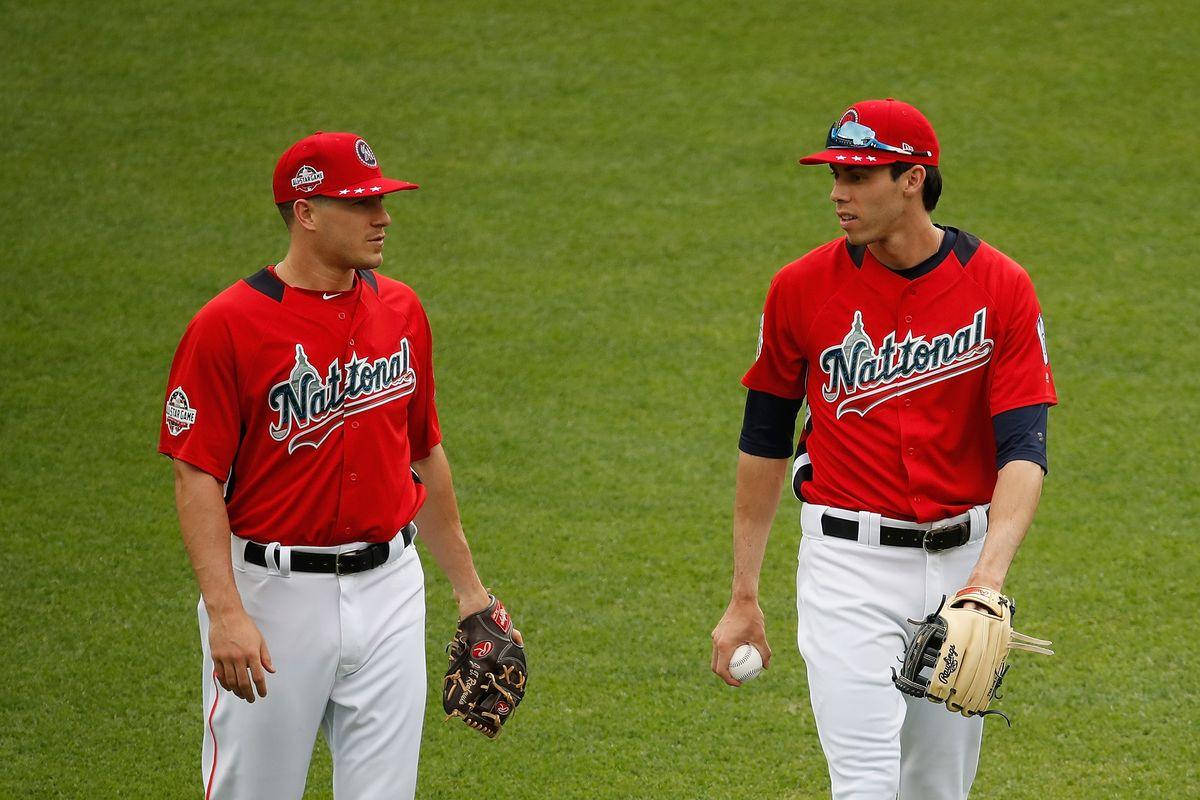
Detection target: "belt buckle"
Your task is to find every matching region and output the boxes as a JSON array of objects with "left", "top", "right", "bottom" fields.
[
  {"left": 334, "top": 550, "right": 357, "bottom": 575},
  {"left": 923, "top": 521, "right": 968, "bottom": 552}
]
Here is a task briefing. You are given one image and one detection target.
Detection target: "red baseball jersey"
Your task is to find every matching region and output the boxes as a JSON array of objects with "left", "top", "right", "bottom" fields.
[
  {"left": 743, "top": 229, "right": 1057, "bottom": 522},
  {"left": 159, "top": 266, "right": 441, "bottom": 546}
]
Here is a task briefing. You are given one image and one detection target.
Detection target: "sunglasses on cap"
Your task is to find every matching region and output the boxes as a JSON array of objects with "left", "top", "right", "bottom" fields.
[{"left": 826, "top": 120, "right": 933, "bottom": 158}]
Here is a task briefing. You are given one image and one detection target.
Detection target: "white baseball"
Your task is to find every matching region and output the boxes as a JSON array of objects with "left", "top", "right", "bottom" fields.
[{"left": 729, "top": 643, "right": 764, "bottom": 683}]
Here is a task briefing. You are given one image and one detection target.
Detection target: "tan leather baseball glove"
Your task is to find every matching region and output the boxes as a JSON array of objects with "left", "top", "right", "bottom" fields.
[{"left": 893, "top": 586, "right": 1053, "bottom": 721}]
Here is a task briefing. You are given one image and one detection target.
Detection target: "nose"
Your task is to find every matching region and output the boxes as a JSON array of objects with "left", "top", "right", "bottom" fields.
[
  {"left": 376, "top": 206, "right": 391, "bottom": 228},
  {"left": 830, "top": 179, "right": 849, "bottom": 205}
]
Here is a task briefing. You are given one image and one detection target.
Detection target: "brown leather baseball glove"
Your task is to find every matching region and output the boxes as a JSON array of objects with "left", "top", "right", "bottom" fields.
[
  {"left": 893, "top": 586, "right": 1053, "bottom": 722},
  {"left": 443, "top": 594, "right": 526, "bottom": 737}
]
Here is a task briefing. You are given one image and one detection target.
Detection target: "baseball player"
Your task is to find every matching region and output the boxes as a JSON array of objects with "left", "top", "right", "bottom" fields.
[
  {"left": 710, "top": 99, "right": 1057, "bottom": 799},
  {"left": 160, "top": 131, "right": 520, "bottom": 799}
]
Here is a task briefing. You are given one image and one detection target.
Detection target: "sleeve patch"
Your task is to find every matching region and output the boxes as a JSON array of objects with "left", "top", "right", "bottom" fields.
[{"left": 164, "top": 386, "right": 198, "bottom": 436}]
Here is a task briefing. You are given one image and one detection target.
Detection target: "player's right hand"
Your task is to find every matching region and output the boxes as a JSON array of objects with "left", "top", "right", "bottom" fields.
[
  {"left": 710, "top": 597, "right": 772, "bottom": 687},
  {"left": 208, "top": 608, "right": 275, "bottom": 703}
]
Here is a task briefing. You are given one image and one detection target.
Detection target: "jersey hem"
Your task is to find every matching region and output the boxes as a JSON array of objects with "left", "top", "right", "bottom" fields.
[
  {"left": 990, "top": 394, "right": 1058, "bottom": 418},
  {"left": 158, "top": 449, "right": 231, "bottom": 484},
  {"left": 740, "top": 376, "right": 805, "bottom": 401}
]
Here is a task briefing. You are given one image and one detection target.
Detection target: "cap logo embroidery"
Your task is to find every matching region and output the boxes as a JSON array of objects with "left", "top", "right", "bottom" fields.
[
  {"left": 165, "top": 387, "right": 197, "bottom": 436},
  {"left": 839, "top": 108, "right": 858, "bottom": 125},
  {"left": 291, "top": 165, "right": 325, "bottom": 192},
  {"left": 354, "top": 139, "right": 377, "bottom": 168}
]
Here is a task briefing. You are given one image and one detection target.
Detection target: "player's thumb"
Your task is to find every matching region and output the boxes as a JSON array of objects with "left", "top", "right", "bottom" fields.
[
  {"left": 712, "top": 641, "right": 739, "bottom": 686},
  {"left": 261, "top": 641, "right": 276, "bottom": 673}
]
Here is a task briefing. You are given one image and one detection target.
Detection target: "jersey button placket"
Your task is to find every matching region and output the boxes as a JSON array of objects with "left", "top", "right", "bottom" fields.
[{"left": 338, "top": 311, "right": 369, "bottom": 540}]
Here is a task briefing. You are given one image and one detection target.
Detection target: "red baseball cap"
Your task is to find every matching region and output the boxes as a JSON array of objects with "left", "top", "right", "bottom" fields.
[
  {"left": 799, "top": 98, "right": 939, "bottom": 167},
  {"left": 272, "top": 131, "right": 419, "bottom": 204}
]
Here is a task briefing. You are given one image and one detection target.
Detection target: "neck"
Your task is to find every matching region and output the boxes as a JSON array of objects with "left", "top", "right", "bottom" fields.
[
  {"left": 274, "top": 247, "right": 358, "bottom": 292},
  {"left": 867, "top": 220, "right": 943, "bottom": 271}
]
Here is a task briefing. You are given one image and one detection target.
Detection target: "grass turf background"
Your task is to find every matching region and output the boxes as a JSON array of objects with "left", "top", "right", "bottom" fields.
[{"left": 2, "top": 1, "right": 1197, "bottom": 797}]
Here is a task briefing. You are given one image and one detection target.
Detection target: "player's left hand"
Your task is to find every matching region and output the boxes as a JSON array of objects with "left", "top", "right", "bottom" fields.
[
  {"left": 892, "top": 586, "right": 1053, "bottom": 721},
  {"left": 443, "top": 594, "right": 526, "bottom": 738}
]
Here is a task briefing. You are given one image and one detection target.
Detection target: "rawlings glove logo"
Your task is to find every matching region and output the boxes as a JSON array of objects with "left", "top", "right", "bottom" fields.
[{"left": 938, "top": 644, "right": 959, "bottom": 684}]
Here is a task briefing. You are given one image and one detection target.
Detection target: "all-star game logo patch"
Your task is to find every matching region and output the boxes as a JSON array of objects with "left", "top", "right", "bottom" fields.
[
  {"left": 354, "top": 138, "right": 377, "bottom": 167},
  {"left": 290, "top": 164, "right": 325, "bottom": 192},
  {"left": 165, "top": 386, "right": 197, "bottom": 436}
]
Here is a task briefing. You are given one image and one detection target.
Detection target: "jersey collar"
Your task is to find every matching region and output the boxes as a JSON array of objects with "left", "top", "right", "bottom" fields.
[
  {"left": 847, "top": 226, "right": 978, "bottom": 302},
  {"left": 244, "top": 265, "right": 379, "bottom": 305}
]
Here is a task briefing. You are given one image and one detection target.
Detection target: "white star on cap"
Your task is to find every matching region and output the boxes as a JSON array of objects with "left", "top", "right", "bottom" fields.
[
  {"left": 836, "top": 155, "right": 847, "bottom": 161},
  {"left": 370, "top": 186, "right": 382, "bottom": 191},
  {"left": 852, "top": 155, "right": 863, "bottom": 161},
  {"left": 338, "top": 189, "right": 350, "bottom": 195},
  {"left": 354, "top": 188, "right": 365, "bottom": 194},
  {"left": 866, "top": 156, "right": 877, "bottom": 162}
]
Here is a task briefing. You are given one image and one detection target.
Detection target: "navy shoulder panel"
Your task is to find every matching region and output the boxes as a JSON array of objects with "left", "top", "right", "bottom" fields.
[
  {"left": 357, "top": 269, "right": 379, "bottom": 292},
  {"left": 952, "top": 229, "right": 982, "bottom": 266},
  {"left": 844, "top": 240, "right": 866, "bottom": 268},
  {"left": 244, "top": 267, "right": 285, "bottom": 302}
]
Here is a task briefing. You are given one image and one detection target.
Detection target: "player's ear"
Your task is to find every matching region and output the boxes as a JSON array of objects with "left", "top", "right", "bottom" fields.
[
  {"left": 903, "top": 165, "right": 927, "bottom": 200},
  {"left": 292, "top": 199, "right": 320, "bottom": 232}
]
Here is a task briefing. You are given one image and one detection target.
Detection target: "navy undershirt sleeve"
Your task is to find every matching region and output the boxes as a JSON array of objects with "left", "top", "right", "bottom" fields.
[
  {"left": 993, "top": 403, "right": 1049, "bottom": 473},
  {"left": 739, "top": 389, "right": 804, "bottom": 459}
]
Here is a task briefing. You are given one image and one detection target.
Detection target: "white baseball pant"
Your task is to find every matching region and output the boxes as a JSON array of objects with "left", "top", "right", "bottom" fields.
[
  {"left": 198, "top": 529, "right": 426, "bottom": 800},
  {"left": 797, "top": 503, "right": 989, "bottom": 800}
]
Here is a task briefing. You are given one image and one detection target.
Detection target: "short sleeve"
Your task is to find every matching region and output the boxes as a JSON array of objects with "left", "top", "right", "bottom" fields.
[
  {"left": 989, "top": 268, "right": 1058, "bottom": 416},
  {"left": 741, "top": 271, "right": 807, "bottom": 400},
  {"left": 407, "top": 305, "right": 442, "bottom": 462},
  {"left": 157, "top": 310, "right": 242, "bottom": 482}
]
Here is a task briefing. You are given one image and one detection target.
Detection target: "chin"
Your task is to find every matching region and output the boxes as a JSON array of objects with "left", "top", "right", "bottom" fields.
[{"left": 844, "top": 228, "right": 878, "bottom": 247}]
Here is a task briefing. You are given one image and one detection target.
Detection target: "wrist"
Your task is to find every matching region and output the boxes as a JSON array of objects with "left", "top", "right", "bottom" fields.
[
  {"left": 964, "top": 572, "right": 1005, "bottom": 593},
  {"left": 730, "top": 587, "right": 760, "bottom": 604},
  {"left": 203, "top": 597, "right": 246, "bottom": 620},
  {"left": 455, "top": 584, "right": 490, "bottom": 618}
]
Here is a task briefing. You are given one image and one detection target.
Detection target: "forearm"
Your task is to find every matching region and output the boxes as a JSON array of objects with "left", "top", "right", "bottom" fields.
[
  {"left": 967, "top": 459, "right": 1045, "bottom": 591},
  {"left": 411, "top": 444, "right": 489, "bottom": 617},
  {"left": 173, "top": 460, "right": 243, "bottom": 615},
  {"left": 730, "top": 452, "right": 790, "bottom": 600}
]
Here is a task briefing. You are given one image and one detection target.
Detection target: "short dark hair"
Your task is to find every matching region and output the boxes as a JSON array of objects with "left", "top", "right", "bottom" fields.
[
  {"left": 276, "top": 201, "right": 295, "bottom": 228},
  {"left": 276, "top": 195, "right": 333, "bottom": 228},
  {"left": 890, "top": 162, "right": 942, "bottom": 212}
]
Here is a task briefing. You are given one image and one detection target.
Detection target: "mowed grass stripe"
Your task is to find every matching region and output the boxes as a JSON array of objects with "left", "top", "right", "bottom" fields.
[{"left": 1, "top": 1, "right": 1196, "bottom": 797}]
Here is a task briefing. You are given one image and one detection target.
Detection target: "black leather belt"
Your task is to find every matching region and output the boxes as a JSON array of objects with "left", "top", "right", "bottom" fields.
[
  {"left": 820, "top": 514, "right": 971, "bottom": 552},
  {"left": 244, "top": 523, "right": 416, "bottom": 575}
]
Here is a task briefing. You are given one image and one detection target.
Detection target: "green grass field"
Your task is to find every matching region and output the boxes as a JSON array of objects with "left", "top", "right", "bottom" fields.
[{"left": 3, "top": 1, "right": 1197, "bottom": 797}]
